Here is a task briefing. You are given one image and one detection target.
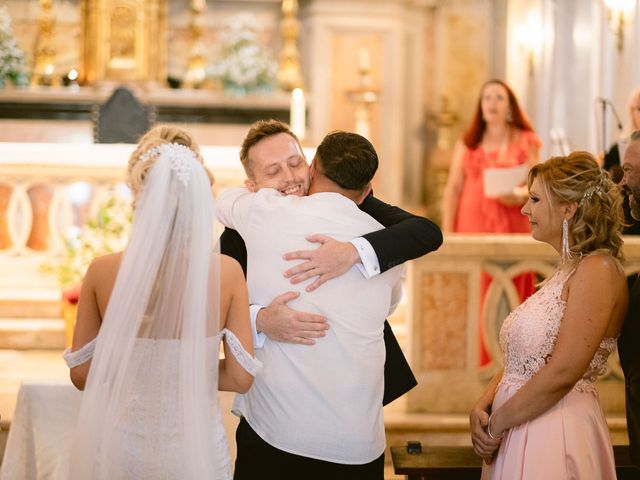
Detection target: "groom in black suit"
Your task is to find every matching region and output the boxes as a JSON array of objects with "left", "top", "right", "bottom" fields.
[
  {"left": 219, "top": 120, "right": 442, "bottom": 408},
  {"left": 619, "top": 129, "right": 640, "bottom": 468}
]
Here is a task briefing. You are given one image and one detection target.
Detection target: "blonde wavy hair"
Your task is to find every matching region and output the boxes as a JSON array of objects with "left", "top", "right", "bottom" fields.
[
  {"left": 127, "top": 126, "right": 214, "bottom": 205},
  {"left": 528, "top": 151, "right": 624, "bottom": 262}
]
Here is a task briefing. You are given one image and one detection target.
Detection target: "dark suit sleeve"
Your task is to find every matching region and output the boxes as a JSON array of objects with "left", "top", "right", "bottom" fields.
[
  {"left": 619, "top": 274, "right": 640, "bottom": 466},
  {"left": 358, "top": 193, "right": 443, "bottom": 272},
  {"left": 357, "top": 194, "right": 442, "bottom": 405},
  {"left": 219, "top": 227, "right": 248, "bottom": 278}
]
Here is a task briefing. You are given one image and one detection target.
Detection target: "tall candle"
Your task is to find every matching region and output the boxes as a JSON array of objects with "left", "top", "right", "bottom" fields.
[
  {"left": 290, "top": 88, "right": 306, "bottom": 141},
  {"left": 358, "top": 48, "right": 371, "bottom": 72}
]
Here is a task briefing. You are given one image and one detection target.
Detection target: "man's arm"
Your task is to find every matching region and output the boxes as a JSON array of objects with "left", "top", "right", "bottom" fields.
[
  {"left": 283, "top": 193, "right": 443, "bottom": 289},
  {"left": 358, "top": 193, "right": 443, "bottom": 272},
  {"left": 219, "top": 219, "right": 328, "bottom": 347}
]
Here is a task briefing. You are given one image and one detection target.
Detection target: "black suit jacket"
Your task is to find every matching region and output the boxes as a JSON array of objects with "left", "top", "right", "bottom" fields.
[
  {"left": 619, "top": 273, "right": 640, "bottom": 466},
  {"left": 219, "top": 193, "right": 443, "bottom": 405}
]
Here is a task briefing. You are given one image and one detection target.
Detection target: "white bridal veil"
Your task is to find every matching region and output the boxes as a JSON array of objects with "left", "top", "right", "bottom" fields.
[{"left": 69, "top": 143, "right": 221, "bottom": 479}]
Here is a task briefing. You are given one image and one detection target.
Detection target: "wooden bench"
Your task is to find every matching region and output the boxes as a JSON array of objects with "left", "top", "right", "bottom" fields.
[{"left": 391, "top": 444, "right": 637, "bottom": 480}]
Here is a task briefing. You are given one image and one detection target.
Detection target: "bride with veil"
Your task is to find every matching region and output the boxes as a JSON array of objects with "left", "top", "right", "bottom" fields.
[{"left": 63, "top": 126, "right": 259, "bottom": 479}]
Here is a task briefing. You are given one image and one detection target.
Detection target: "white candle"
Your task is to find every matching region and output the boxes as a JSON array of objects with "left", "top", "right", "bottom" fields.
[
  {"left": 290, "top": 88, "right": 306, "bottom": 141},
  {"left": 358, "top": 48, "right": 371, "bottom": 72}
]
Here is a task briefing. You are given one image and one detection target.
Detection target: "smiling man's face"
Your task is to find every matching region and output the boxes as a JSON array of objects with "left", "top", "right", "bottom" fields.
[{"left": 244, "top": 132, "right": 310, "bottom": 196}]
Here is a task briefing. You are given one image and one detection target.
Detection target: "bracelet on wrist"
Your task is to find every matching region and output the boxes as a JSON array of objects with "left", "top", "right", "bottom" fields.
[{"left": 486, "top": 412, "right": 503, "bottom": 440}]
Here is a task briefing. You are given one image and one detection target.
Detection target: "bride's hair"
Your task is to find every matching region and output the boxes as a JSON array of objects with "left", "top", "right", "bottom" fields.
[
  {"left": 528, "top": 151, "right": 624, "bottom": 261},
  {"left": 127, "top": 126, "right": 214, "bottom": 202}
]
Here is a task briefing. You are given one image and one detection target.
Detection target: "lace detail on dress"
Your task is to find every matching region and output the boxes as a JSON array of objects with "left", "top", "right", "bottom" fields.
[
  {"left": 112, "top": 336, "right": 232, "bottom": 479},
  {"left": 63, "top": 337, "right": 97, "bottom": 368},
  {"left": 499, "top": 268, "right": 616, "bottom": 394},
  {"left": 221, "top": 328, "right": 262, "bottom": 376}
]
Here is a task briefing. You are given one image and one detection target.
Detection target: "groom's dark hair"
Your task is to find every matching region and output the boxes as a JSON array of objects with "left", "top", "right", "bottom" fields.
[{"left": 315, "top": 132, "right": 378, "bottom": 191}]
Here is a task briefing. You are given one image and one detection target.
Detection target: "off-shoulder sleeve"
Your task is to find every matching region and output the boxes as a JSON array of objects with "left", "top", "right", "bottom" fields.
[
  {"left": 221, "top": 328, "right": 262, "bottom": 377},
  {"left": 63, "top": 337, "right": 97, "bottom": 368}
]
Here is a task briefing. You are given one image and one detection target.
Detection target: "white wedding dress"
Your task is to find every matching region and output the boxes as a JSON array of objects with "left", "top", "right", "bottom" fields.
[{"left": 64, "top": 328, "right": 259, "bottom": 479}]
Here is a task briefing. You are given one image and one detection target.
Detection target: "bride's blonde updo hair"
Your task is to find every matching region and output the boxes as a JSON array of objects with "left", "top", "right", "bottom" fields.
[
  {"left": 528, "top": 151, "right": 624, "bottom": 261},
  {"left": 127, "top": 126, "right": 214, "bottom": 204}
]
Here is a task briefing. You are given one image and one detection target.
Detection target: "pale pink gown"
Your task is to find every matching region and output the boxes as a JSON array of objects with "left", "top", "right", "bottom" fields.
[{"left": 482, "top": 267, "right": 618, "bottom": 480}]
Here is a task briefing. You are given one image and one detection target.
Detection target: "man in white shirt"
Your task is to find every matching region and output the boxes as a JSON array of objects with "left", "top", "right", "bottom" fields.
[{"left": 218, "top": 131, "right": 403, "bottom": 479}]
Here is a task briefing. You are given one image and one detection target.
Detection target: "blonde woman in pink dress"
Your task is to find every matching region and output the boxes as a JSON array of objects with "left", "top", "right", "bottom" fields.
[
  {"left": 443, "top": 79, "right": 541, "bottom": 366},
  {"left": 470, "top": 151, "right": 628, "bottom": 479}
]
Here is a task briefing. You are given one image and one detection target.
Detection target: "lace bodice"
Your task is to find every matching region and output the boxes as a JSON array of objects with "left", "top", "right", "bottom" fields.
[{"left": 499, "top": 269, "right": 617, "bottom": 394}]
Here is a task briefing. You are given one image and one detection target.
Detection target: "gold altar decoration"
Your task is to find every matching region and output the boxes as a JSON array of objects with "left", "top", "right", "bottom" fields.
[
  {"left": 183, "top": 0, "right": 207, "bottom": 89},
  {"left": 80, "top": 0, "right": 167, "bottom": 86},
  {"left": 31, "top": 0, "right": 59, "bottom": 87},
  {"left": 429, "top": 95, "right": 459, "bottom": 151},
  {"left": 277, "top": 0, "right": 303, "bottom": 91},
  {"left": 346, "top": 49, "right": 378, "bottom": 139}
]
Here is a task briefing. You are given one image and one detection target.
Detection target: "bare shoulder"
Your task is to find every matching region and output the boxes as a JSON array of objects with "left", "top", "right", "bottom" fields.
[
  {"left": 577, "top": 253, "right": 623, "bottom": 277},
  {"left": 571, "top": 253, "right": 625, "bottom": 291},
  {"left": 85, "top": 252, "right": 123, "bottom": 281}
]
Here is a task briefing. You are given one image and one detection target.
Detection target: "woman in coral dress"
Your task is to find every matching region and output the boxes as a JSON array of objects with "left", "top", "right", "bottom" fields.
[
  {"left": 470, "top": 152, "right": 628, "bottom": 479},
  {"left": 443, "top": 79, "right": 541, "bottom": 366}
]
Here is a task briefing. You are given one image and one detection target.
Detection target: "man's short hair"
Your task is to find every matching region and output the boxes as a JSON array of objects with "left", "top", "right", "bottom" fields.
[
  {"left": 239, "top": 119, "right": 300, "bottom": 178},
  {"left": 316, "top": 132, "right": 378, "bottom": 191}
]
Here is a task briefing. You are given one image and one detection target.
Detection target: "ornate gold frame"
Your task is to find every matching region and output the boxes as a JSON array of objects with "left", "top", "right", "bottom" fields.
[{"left": 80, "top": 0, "right": 167, "bottom": 85}]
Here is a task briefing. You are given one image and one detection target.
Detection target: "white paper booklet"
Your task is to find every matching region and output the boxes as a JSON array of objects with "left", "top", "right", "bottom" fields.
[{"left": 482, "top": 163, "right": 529, "bottom": 198}]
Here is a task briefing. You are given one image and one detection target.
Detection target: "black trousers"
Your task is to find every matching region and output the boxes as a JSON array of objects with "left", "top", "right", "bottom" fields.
[{"left": 233, "top": 418, "right": 384, "bottom": 480}]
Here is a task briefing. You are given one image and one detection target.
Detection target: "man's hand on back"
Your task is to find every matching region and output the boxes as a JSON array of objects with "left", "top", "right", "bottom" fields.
[
  {"left": 256, "top": 291, "right": 329, "bottom": 345},
  {"left": 283, "top": 235, "right": 360, "bottom": 292}
]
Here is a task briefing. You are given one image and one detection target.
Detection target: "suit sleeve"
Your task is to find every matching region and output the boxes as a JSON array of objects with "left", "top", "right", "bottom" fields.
[
  {"left": 219, "top": 228, "right": 248, "bottom": 277},
  {"left": 359, "top": 193, "right": 443, "bottom": 273}
]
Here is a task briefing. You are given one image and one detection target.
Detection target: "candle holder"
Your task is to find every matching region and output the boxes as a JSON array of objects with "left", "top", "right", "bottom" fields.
[
  {"left": 277, "top": 0, "right": 303, "bottom": 91},
  {"left": 429, "top": 95, "right": 459, "bottom": 151},
  {"left": 31, "top": 0, "right": 60, "bottom": 86},
  {"left": 346, "top": 49, "right": 378, "bottom": 139}
]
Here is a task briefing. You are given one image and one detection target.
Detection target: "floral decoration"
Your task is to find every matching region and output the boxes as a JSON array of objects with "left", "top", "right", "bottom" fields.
[
  {"left": 209, "top": 14, "right": 277, "bottom": 96},
  {"left": 0, "top": 6, "right": 28, "bottom": 88},
  {"left": 42, "top": 194, "right": 132, "bottom": 299}
]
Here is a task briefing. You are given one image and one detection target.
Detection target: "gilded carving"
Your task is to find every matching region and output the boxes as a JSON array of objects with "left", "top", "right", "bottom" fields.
[{"left": 80, "top": 0, "right": 167, "bottom": 85}]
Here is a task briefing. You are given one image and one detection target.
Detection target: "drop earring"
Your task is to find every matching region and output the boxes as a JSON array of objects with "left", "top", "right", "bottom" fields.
[{"left": 562, "top": 218, "right": 571, "bottom": 263}]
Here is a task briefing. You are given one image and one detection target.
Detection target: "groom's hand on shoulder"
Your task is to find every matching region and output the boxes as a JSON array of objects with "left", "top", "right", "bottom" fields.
[{"left": 256, "top": 291, "right": 329, "bottom": 345}]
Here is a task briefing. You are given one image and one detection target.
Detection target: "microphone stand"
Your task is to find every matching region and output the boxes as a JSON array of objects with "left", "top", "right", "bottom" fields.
[
  {"left": 597, "top": 98, "right": 624, "bottom": 156},
  {"left": 599, "top": 98, "right": 607, "bottom": 156}
]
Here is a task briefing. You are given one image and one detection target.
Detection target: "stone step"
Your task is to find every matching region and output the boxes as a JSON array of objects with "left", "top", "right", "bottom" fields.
[
  {"left": 0, "top": 290, "right": 63, "bottom": 319},
  {"left": 0, "top": 319, "right": 66, "bottom": 350}
]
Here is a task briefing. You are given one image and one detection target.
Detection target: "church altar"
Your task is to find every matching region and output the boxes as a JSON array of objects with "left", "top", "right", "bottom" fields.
[{"left": 0, "top": 87, "right": 292, "bottom": 125}]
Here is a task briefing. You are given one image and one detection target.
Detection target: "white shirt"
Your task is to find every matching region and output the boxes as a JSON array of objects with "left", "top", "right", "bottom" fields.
[{"left": 217, "top": 188, "right": 403, "bottom": 464}]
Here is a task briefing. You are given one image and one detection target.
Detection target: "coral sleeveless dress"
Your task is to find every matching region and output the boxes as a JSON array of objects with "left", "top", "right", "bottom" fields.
[
  {"left": 454, "top": 129, "right": 540, "bottom": 234},
  {"left": 482, "top": 268, "right": 617, "bottom": 480},
  {"left": 454, "top": 130, "right": 541, "bottom": 366}
]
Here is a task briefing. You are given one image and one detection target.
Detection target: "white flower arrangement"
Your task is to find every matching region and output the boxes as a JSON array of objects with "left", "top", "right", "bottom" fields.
[
  {"left": 0, "top": 6, "right": 28, "bottom": 87},
  {"left": 42, "top": 194, "right": 132, "bottom": 289},
  {"left": 209, "top": 14, "right": 277, "bottom": 96}
]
